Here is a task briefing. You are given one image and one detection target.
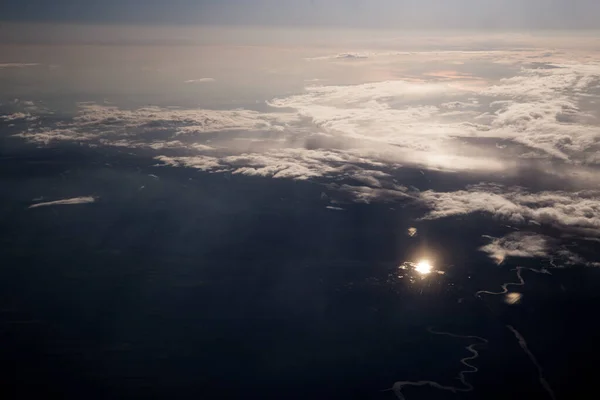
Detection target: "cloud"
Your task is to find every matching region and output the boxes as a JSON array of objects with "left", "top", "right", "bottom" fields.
[
  {"left": 29, "top": 196, "right": 96, "bottom": 209},
  {"left": 305, "top": 52, "right": 371, "bottom": 61},
  {"left": 265, "top": 80, "right": 501, "bottom": 171},
  {"left": 327, "top": 184, "right": 410, "bottom": 204},
  {"left": 0, "top": 63, "right": 39, "bottom": 68},
  {"left": 479, "top": 233, "right": 550, "bottom": 264},
  {"left": 154, "top": 149, "right": 398, "bottom": 184},
  {"left": 184, "top": 78, "right": 216, "bottom": 84},
  {"left": 334, "top": 53, "right": 369, "bottom": 60},
  {"left": 14, "top": 99, "right": 421, "bottom": 202},
  {"left": 224, "top": 149, "right": 404, "bottom": 182},
  {"left": 14, "top": 129, "right": 94, "bottom": 144},
  {"left": 1, "top": 112, "right": 35, "bottom": 121},
  {"left": 421, "top": 185, "right": 600, "bottom": 236},
  {"left": 72, "top": 103, "right": 292, "bottom": 133},
  {"left": 16, "top": 57, "right": 600, "bottom": 179},
  {"left": 266, "top": 62, "right": 599, "bottom": 169},
  {"left": 303, "top": 49, "right": 553, "bottom": 63},
  {"left": 15, "top": 103, "right": 296, "bottom": 146},
  {"left": 155, "top": 155, "right": 221, "bottom": 171},
  {"left": 227, "top": 150, "right": 348, "bottom": 179},
  {"left": 479, "top": 63, "right": 600, "bottom": 162},
  {"left": 440, "top": 101, "right": 480, "bottom": 110},
  {"left": 555, "top": 249, "right": 600, "bottom": 268},
  {"left": 10, "top": 52, "right": 600, "bottom": 208},
  {"left": 477, "top": 232, "right": 600, "bottom": 267},
  {"left": 146, "top": 141, "right": 214, "bottom": 151}
]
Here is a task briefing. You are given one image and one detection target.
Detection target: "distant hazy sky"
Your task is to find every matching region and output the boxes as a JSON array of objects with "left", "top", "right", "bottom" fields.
[{"left": 1, "top": 0, "right": 600, "bottom": 29}]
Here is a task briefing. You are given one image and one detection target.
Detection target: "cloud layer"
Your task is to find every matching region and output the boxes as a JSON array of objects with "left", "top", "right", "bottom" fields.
[
  {"left": 7, "top": 46, "right": 600, "bottom": 266},
  {"left": 13, "top": 57, "right": 600, "bottom": 175}
]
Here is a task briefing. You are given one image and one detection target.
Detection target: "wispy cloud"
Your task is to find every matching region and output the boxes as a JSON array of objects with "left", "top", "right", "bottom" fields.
[
  {"left": 29, "top": 196, "right": 96, "bottom": 209},
  {"left": 327, "top": 184, "right": 410, "bottom": 204},
  {"left": 155, "top": 155, "right": 221, "bottom": 171},
  {"left": 0, "top": 63, "right": 39, "bottom": 68},
  {"left": 184, "top": 78, "right": 216, "bottom": 84},
  {"left": 154, "top": 149, "right": 396, "bottom": 183},
  {"left": 1, "top": 112, "right": 35, "bottom": 121},
  {"left": 306, "top": 52, "right": 371, "bottom": 61}
]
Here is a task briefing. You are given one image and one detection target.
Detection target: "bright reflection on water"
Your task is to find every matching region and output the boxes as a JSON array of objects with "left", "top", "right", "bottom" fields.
[
  {"left": 397, "top": 259, "right": 444, "bottom": 283},
  {"left": 505, "top": 292, "right": 523, "bottom": 305},
  {"left": 415, "top": 260, "right": 433, "bottom": 275}
]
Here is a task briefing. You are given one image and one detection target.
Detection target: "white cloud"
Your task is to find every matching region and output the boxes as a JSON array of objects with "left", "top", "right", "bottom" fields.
[
  {"left": 224, "top": 151, "right": 337, "bottom": 180},
  {"left": 476, "top": 232, "right": 600, "bottom": 267},
  {"left": 556, "top": 249, "right": 600, "bottom": 268},
  {"left": 14, "top": 129, "right": 94, "bottom": 144},
  {"left": 0, "top": 63, "right": 39, "bottom": 68},
  {"left": 440, "top": 101, "right": 480, "bottom": 110},
  {"left": 328, "top": 184, "right": 410, "bottom": 204},
  {"left": 270, "top": 80, "right": 453, "bottom": 110},
  {"left": 29, "top": 196, "right": 96, "bottom": 209},
  {"left": 72, "top": 103, "right": 292, "bottom": 134},
  {"left": 304, "top": 49, "right": 556, "bottom": 64},
  {"left": 10, "top": 53, "right": 600, "bottom": 209},
  {"left": 184, "top": 78, "right": 216, "bottom": 84},
  {"left": 481, "top": 63, "right": 600, "bottom": 162},
  {"left": 479, "top": 233, "right": 550, "bottom": 264},
  {"left": 265, "top": 62, "right": 600, "bottom": 169},
  {"left": 1, "top": 112, "right": 34, "bottom": 121},
  {"left": 154, "top": 155, "right": 222, "bottom": 171},
  {"left": 153, "top": 148, "right": 397, "bottom": 184},
  {"left": 147, "top": 141, "right": 214, "bottom": 151},
  {"left": 306, "top": 52, "right": 371, "bottom": 61},
  {"left": 14, "top": 104, "right": 296, "bottom": 146},
  {"left": 265, "top": 80, "right": 500, "bottom": 171},
  {"left": 224, "top": 149, "right": 402, "bottom": 182},
  {"left": 421, "top": 185, "right": 600, "bottom": 236},
  {"left": 16, "top": 57, "right": 600, "bottom": 179}
]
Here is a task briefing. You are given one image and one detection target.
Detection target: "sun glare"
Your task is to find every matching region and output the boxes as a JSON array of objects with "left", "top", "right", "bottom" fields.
[{"left": 415, "top": 260, "right": 433, "bottom": 275}]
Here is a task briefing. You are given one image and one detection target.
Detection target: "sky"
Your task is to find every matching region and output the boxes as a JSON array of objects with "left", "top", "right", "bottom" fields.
[{"left": 1, "top": 0, "right": 600, "bottom": 29}]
